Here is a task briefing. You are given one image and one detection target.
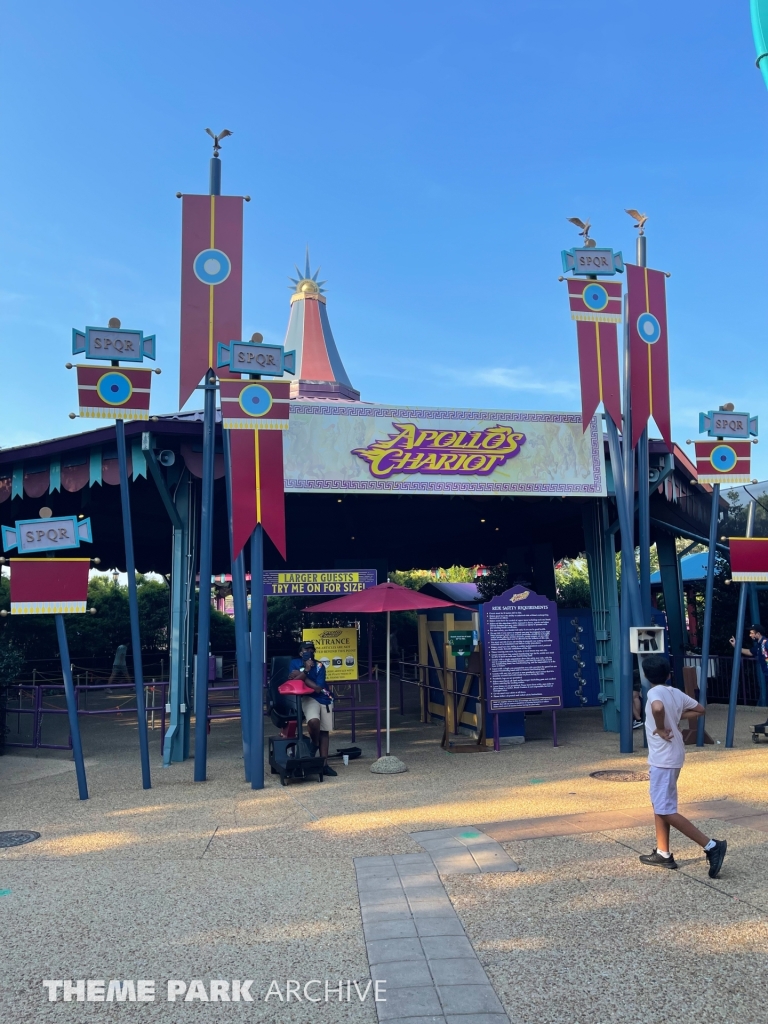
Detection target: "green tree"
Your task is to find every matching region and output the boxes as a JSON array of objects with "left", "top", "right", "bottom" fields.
[
  {"left": 555, "top": 557, "right": 591, "bottom": 608},
  {"left": 476, "top": 564, "right": 510, "bottom": 602}
]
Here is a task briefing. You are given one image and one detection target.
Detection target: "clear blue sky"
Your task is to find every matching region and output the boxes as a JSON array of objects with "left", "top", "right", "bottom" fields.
[{"left": 2, "top": 2, "right": 767, "bottom": 473}]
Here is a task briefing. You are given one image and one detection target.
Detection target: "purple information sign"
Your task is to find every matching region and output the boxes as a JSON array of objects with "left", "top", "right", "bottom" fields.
[{"left": 483, "top": 585, "right": 563, "bottom": 712}]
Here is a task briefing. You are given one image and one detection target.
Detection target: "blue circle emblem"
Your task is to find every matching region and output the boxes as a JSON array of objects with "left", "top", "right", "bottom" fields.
[
  {"left": 710, "top": 445, "right": 737, "bottom": 473},
  {"left": 193, "top": 248, "right": 232, "bottom": 285},
  {"left": 637, "top": 312, "right": 661, "bottom": 344},
  {"left": 97, "top": 372, "right": 133, "bottom": 406},
  {"left": 239, "top": 384, "right": 273, "bottom": 418},
  {"left": 582, "top": 283, "right": 609, "bottom": 312}
]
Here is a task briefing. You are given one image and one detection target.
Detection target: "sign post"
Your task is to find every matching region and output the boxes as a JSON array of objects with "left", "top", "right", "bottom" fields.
[
  {"left": 2, "top": 510, "right": 96, "bottom": 800},
  {"left": 68, "top": 317, "right": 158, "bottom": 790},
  {"left": 688, "top": 405, "right": 758, "bottom": 746}
]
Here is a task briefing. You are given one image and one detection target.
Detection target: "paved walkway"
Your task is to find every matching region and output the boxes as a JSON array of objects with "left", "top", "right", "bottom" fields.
[
  {"left": 356, "top": 852, "right": 509, "bottom": 1023},
  {"left": 410, "top": 827, "right": 519, "bottom": 876}
]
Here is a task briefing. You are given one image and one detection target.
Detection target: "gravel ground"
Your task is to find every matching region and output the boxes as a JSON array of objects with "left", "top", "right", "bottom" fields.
[
  {"left": 2, "top": 701, "right": 767, "bottom": 1022},
  {"left": 447, "top": 821, "right": 768, "bottom": 1024}
]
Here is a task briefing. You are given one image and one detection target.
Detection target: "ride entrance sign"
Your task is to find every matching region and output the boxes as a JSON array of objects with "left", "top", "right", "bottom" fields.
[{"left": 483, "top": 586, "right": 563, "bottom": 747}]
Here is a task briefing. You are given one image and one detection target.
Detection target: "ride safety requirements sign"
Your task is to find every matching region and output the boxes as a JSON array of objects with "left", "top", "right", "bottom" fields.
[
  {"left": 263, "top": 571, "right": 377, "bottom": 596},
  {"left": 483, "top": 586, "right": 563, "bottom": 712}
]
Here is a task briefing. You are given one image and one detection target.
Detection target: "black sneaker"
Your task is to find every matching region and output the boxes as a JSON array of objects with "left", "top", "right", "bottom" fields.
[
  {"left": 706, "top": 839, "right": 727, "bottom": 878},
  {"left": 639, "top": 850, "right": 677, "bottom": 869},
  {"left": 323, "top": 764, "right": 338, "bottom": 777}
]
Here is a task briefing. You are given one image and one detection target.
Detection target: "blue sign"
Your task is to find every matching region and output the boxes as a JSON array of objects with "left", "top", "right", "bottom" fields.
[
  {"left": 699, "top": 410, "right": 758, "bottom": 439},
  {"left": 2, "top": 516, "right": 92, "bottom": 555},
  {"left": 72, "top": 326, "right": 156, "bottom": 362},
  {"left": 561, "top": 247, "right": 624, "bottom": 276},
  {"left": 262, "top": 570, "right": 378, "bottom": 596},
  {"left": 217, "top": 340, "right": 296, "bottom": 377}
]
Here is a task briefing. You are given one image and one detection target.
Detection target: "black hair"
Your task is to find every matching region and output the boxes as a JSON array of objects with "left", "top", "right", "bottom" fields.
[
  {"left": 642, "top": 654, "right": 671, "bottom": 687},
  {"left": 750, "top": 624, "right": 766, "bottom": 635}
]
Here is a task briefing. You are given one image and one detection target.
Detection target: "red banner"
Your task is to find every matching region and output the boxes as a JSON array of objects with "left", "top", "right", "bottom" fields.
[
  {"left": 219, "top": 379, "right": 290, "bottom": 430},
  {"left": 229, "top": 430, "right": 286, "bottom": 560},
  {"left": 627, "top": 264, "right": 671, "bottom": 450},
  {"left": 10, "top": 558, "right": 90, "bottom": 614},
  {"left": 729, "top": 538, "right": 768, "bottom": 581},
  {"left": 694, "top": 441, "right": 752, "bottom": 485},
  {"left": 76, "top": 365, "right": 152, "bottom": 420},
  {"left": 575, "top": 319, "right": 621, "bottom": 431},
  {"left": 179, "top": 195, "right": 243, "bottom": 408},
  {"left": 567, "top": 278, "right": 622, "bottom": 322}
]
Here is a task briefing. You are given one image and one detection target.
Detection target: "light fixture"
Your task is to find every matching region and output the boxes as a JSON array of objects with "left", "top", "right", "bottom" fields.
[
  {"left": 480, "top": 519, "right": 486, "bottom": 523},
  {"left": 337, "top": 499, "right": 342, "bottom": 503}
]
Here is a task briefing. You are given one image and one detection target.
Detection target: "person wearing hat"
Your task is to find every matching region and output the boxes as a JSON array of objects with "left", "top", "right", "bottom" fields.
[{"left": 288, "top": 640, "right": 336, "bottom": 776}]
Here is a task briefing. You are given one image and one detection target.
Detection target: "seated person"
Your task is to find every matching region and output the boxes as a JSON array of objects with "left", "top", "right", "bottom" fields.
[{"left": 288, "top": 641, "right": 336, "bottom": 777}]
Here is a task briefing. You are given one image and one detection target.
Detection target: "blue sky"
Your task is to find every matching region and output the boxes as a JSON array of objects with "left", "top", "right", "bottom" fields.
[{"left": 2, "top": 1, "right": 768, "bottom": 473}]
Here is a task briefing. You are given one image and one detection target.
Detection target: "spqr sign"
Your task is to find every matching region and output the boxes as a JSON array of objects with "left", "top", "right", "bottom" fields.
[{"left": 2, "top": 516, "right": 93, "bottom": 554}]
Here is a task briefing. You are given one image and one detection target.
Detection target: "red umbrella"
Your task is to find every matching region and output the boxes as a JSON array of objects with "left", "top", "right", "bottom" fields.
[{"left": 304, "top": 582, "right": 472, "bottom": 756}]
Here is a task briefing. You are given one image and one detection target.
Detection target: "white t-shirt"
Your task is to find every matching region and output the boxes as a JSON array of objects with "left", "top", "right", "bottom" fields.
[{"left": 644, "top": 684, "right": 699, "bottom": 769}]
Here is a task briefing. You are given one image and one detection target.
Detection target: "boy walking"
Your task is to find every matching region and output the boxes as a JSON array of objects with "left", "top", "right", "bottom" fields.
[{"left": 639, "top": 654, "right": 727, "bottom": 878}]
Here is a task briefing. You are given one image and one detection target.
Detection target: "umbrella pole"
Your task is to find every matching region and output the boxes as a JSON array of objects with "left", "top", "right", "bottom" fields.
[{"left": 386, "top": 610, "right": 391, "bottom": 755}]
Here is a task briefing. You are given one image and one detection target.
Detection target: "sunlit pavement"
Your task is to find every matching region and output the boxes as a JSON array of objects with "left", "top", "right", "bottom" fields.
[{"left": 2, "top": 703, "right": 767, "bottom": 1022}]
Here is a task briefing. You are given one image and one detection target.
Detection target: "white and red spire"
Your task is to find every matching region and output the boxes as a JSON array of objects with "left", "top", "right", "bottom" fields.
[{"left": 284, "top": 251, "right": 360, "bottom": 401}]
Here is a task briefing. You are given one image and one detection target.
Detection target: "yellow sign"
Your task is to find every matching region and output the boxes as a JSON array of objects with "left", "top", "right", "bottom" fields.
[{"left": 302, "top": 627, "right": 358, "bottom": 681}]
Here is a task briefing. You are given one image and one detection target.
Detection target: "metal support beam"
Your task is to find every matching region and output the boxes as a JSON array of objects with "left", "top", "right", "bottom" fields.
[
  {"left": 164, "top": 472, "right": 193, "bottom": 764},
  {"left": 224, "top": 430, "right": 252, "bottom": 781},
  {"left": 250, "top": 525, "right": 265, "bottom": 789},
  {"left": 697, "top": 482, "right": 719, "bottom": 746},
  {"left": 116, "top": 417, "right": 151, "bottom": 789},
  {"left": 582, "top": 499, "right": 621, "bottom": 732},
  {"left": 55, "top": 614, "right": 88, "bottom": 800},
  {"left": 649, "top": 518, "right": 730, "bottom": 555},
  {"left": 193, "top": 372, "right": 217, "bottom": 782},
  {"left": 726, "top": 498, "right": 756, "bottom": 747},
  {"left": 656, "top": 531, "right": 687, "bottom": 692}
]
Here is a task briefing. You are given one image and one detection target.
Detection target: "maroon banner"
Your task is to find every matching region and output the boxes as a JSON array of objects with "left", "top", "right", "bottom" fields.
[
  {"left": 219, "top": 379, "right": 290, "bottom": 430},
  {"left": 10, "top": 558, "right": 90, "bottom": 614},
  {"left": 627, "top": 264, "right": 671, "bottom": 450},
  {"left": 567, "top": 277, "right": 623, "bottom": 322},
  {"left": 575, "top": 319, "right": 621, "bottom": 431},
  {"left": 229, "top": 431, "right": 286, "bottom": 560},
  {"left": 76, "top": 365, "right": 152, "bottom": 420},
  {"left": 729, "top": 538, "right": 768, "bottom": 581},
  {"left": 179, "top": 195, "right": 243, "bottom": 408},
  {"left": 694, "top": 441, "right": 752, "bottom": 485}
]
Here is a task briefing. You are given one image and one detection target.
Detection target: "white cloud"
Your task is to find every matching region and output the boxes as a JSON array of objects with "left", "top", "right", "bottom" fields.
[{"left": 438, "top": 364, "right": 578, "bottom": 396}]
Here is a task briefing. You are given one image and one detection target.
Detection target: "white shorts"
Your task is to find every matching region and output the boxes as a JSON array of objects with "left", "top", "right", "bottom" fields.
[
  {"left": 301, "top": 695, "right": 333, "bottom": 732},
  {"left": 649, "top": 766, "right": 681, "bottom": 815}
]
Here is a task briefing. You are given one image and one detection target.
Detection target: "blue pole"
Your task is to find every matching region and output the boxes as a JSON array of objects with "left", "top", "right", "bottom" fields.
[
  {"left": 696, "top": 482, "right": 719, "bottom": 746},
  {"left": 115, "top": 417, "right": 151, "bottom": 789},
  {"left": 193, "top": 372, "right": 217, "bottom": 781},
  {"left": 224, "top": 430, "right": 252, "bottom": 780},
  {"left": 250, "top": 524, "right": 265, "bottom": 789},
  {"left": 55, "top": 614, "right": 88, "bottom": 800},
  {"left": 726, "top": 498, "right": 756, "bottom": 747}
]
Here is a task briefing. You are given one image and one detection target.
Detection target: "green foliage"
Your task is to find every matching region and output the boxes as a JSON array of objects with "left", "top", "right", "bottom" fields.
[
  {"left": 555, "top": 557, "right": 591, "bottom": 608},
  {"left": 388, "top": 565, "right": 476, "bottom": 590},
  {"left": 0, "top": 573, "right": 171, "bottom": 660},
  {"left": 209, "top": 608, "right": 235, "bottom": 652},
  {"left": 476, "top": 564, "right": 510, "bottom": 602}
]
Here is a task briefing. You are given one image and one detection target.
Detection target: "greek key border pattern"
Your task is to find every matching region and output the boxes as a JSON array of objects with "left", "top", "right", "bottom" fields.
[
  {"left": 285, "top": 479, "right": 604, "bottom": 494},
  {"left": 292, "top": 403, "right": 584, "bottom": 424}
]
